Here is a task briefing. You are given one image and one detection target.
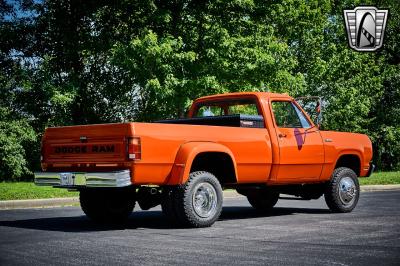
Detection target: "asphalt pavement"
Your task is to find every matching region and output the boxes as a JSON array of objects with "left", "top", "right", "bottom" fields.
[{"left": 0, "top": 191, "right": 399, "bottom": 265}]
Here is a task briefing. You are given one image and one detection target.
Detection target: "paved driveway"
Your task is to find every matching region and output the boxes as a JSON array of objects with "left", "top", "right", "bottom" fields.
[{"left": 0, "top": 191, "right": 399, "bottom": 265}]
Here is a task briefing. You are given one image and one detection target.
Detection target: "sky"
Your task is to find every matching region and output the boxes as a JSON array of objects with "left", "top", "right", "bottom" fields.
[{"left": 2, "top": 0, "right": 41, "bottom": 21}]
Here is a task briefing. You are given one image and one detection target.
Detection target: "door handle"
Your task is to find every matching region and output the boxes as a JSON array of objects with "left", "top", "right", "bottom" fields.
[{"left": 278, "top": 133, "right": 287, "bottom": 138}]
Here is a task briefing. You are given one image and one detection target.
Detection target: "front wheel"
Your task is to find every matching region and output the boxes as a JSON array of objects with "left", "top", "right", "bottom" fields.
[{"left": 324, "top": 167, "right": 360, "bottom": 213}]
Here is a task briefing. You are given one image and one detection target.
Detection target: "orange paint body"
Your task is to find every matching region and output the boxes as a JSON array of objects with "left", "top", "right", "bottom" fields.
[{"left": 41, "top": 92, "right": 373, "bottom": 186}]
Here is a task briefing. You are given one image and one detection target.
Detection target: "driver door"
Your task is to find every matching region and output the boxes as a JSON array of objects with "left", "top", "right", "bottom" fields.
[{"left": 271, "top": 101, "right": 324, "bottom": 182}]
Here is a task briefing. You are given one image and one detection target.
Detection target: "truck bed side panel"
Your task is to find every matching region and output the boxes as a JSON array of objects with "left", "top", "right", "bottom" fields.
[{"left": 131, "top": 123, "right": 272, "bottom": 184}]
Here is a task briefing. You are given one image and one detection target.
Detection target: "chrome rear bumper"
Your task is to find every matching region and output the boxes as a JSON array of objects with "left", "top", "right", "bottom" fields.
[{"left": 34, "top": 170, "right": 132, "bottom": 188}]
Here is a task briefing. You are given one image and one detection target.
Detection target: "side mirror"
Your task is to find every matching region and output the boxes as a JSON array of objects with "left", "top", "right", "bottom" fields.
[
  {"left": 295, "top": 96, "right": 323, "bottom": 128},
  {"left": 314, "top": 100, "right": 322, "bottom": 128}
]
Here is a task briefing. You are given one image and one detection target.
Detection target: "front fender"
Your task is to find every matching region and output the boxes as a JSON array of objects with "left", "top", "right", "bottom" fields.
[{"left": 166, "top": 142, "right": 238, "bottom": 185}]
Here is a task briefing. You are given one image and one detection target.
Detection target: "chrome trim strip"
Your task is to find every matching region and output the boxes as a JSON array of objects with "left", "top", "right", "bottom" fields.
[
  {"left": 34, "top": 170, "right": 132, "bottom": 188},
  {"left": 34, "top": 172, "right": 60, "bottom": 186}
]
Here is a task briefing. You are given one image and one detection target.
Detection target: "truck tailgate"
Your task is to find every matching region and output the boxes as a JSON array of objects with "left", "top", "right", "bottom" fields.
[{"left": 43, "top": 123, "right": 132, "bottom": 164}]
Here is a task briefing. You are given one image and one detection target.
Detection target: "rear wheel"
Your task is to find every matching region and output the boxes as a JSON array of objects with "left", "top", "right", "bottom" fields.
[
  {"left": 162, "top": 171, "right": 223, "bottom": 228},
  {"left": 247, "top": 190, "right": 279, "bottom": 211},
  {"left": 79, "top": 187, "right": 136, "bottom": 223},
  {"left": 324, "top": 167, "right": 359, "bottom": 213}
]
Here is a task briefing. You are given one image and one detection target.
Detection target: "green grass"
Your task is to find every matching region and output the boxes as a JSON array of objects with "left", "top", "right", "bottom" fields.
[
  {"left": 0, "top": 171, "right": 399, "bottom": 201},
  {"left": 359, "top": 171, "right": 400, "bottom": 185},
  {"left": 0, "top": 182, "right": 78, "bottom": 201}
]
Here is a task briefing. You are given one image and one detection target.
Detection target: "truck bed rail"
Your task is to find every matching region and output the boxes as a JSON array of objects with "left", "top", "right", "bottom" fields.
[{"left": 156, "top": 114, "right": 264, "bottom": 128}]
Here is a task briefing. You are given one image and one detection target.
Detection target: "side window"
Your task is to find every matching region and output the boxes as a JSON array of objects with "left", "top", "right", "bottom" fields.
[{"left": 271, "top": 101, "right": 304, "bottom": 128}]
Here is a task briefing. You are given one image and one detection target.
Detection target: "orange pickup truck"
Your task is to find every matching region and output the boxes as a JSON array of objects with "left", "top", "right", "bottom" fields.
[{"left": 35, "top": 92, "right": 374, "bottom": 227}]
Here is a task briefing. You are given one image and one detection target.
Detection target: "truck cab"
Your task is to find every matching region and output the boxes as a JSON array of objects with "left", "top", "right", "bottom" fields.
[{"left": 188, "top": 93, "right": 326, "bottom": 183}]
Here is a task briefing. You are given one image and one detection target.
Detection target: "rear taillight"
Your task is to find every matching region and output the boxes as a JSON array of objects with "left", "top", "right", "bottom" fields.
[{"left": 127, "top": 137, "right": 141, "bottom": 160}]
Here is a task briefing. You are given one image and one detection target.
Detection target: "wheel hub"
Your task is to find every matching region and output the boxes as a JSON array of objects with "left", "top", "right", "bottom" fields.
[
  {"left": 339, "top": 177, "right": 357, "bottom": 205},
  {"left": 192, "top": 182, "right": 217, "bottom": 218}
]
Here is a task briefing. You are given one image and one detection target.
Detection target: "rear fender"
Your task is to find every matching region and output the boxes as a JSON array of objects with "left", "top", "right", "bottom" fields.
[{"left": 166, "top": 142, "right": 238, "bottom": 185}]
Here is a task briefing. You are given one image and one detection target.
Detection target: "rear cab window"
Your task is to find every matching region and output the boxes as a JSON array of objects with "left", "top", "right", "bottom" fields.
[{"left": 193, "top": 98, "right": 261, "bottom": 117}]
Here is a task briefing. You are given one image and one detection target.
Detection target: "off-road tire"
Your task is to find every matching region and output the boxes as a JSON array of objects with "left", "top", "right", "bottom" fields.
[
  {"left": 324, "top": 167, "right": 360, "bottom": 213},
  {"left": 80, "top": 187, "right": 136, "bottom": 223},
  {"left": 162, "top": 171, "right": 223, "bottom": 228},
  {"left": 247, "top": 191, "right": 279, "bottom": 211}
]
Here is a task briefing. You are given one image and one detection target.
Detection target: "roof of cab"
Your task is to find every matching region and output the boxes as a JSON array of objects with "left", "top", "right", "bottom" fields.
[{"left": 194, "top": 91, "right": 293, "bottom": 102}]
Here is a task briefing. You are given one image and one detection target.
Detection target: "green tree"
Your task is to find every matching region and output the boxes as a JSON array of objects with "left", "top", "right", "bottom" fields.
[
  {"left": 0, "top": 107, "right": 36, "bottom": 181},
  {"left": 0, "top": 0, "right": 399, "bottom": 181}
]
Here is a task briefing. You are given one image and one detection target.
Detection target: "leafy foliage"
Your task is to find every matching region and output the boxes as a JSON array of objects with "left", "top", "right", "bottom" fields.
[
  {"left": 0, "top": 0, "right": 399, "bottom": 180},
  {"left": 0, "top": 107, "right": 36, "bottom": 181}
]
